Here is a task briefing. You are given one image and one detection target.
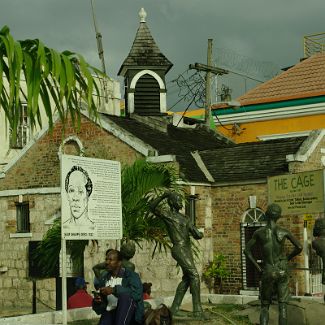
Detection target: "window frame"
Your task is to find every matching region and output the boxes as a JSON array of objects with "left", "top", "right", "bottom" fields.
[
  {"left": 16, "top": 201, "right": 30, "bottom": 233},
  {"left": 185, "top": 194, "right": 199, "bottom": 225},
  {"left": 10, "top": 103, "right": 30, "bottom": 149}
]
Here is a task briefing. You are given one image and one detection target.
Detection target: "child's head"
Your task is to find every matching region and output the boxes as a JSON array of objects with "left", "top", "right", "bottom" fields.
[{"left": 143, "top": 282, "right": 152, "bottom": 295}]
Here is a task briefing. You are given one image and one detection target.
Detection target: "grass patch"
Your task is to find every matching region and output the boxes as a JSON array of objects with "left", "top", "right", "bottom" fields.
[{"left": 207, "top": 304, "right": 253, "bottom": 325}]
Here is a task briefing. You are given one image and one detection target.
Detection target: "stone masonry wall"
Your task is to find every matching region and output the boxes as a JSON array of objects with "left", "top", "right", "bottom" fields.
[
  {"left": 0, "top": 194, "right": 60, "bottom": 310},
  {"left": 210, "top": 183, "right": 268, "bottom": 294}
]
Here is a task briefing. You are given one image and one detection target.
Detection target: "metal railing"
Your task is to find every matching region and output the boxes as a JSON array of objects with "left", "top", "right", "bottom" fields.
[{"left": 304, "top": 32, "right": 325, "bottom": 57}]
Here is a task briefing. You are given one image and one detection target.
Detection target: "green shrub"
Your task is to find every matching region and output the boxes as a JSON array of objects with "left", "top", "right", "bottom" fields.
[{"left": 202, "top": 253, "right": 230, "bottom": 293}]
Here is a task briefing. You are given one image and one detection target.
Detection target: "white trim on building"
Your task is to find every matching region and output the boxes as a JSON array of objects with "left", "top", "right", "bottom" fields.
[{"left": 213, "top": 102, "right": 325, "bottom": 125}]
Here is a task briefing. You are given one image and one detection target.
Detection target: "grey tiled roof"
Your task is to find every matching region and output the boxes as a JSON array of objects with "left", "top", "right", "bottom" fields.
[
  {"left": 199, "top": 137, "right": 306, "bottom": 184},
  {"left": 118, "top": 21, "right": 173, "bottom": 75},
  {"left": 101, "top": 114, "right": 305, "bottom": 184},
  {"left": 102, "top": 114, "right": 232, "bottom": 183}
]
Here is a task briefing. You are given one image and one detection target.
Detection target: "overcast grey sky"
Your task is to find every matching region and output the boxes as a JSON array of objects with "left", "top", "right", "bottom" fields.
[{"left": 1, "top": 0, "right": 324, "bottom": 111}]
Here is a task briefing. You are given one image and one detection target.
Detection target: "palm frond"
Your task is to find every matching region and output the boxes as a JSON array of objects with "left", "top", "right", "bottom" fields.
[
  {"left": 34, "top": 218, "right": 61, "bottom": 277},
  {"left": 0, "top": 25, "right": 102, "bottom": 142},
  {"left": 121, "top": 159, "right": 180, "bottom": 253},
  {"left": 34, "top": 218, "right": 90, "bottom": 277}
]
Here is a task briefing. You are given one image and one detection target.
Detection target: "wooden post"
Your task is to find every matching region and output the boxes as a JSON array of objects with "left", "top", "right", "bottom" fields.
[
  {"left": 32, "top": 279, "right": 36, "bottom": 314},
  {"left": 205, "top": 39, "right": 213, "bottom": 127}
]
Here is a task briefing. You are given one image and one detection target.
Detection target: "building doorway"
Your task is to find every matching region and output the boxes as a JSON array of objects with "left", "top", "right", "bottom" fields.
[{"left": 240, "top": 207, "right": 266, "bottom": 290}]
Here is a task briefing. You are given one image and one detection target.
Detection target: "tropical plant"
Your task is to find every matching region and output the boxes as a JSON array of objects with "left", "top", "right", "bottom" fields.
[
  {"left": 35, "top": 159, "right": 180, "bottom": 276},
  {"left": 0, "top": 25, "right": 101, "bottom": 142},
  {"left": 202, "top": 253, "right": 230, "bottom": 293},
  {"left": 35, "top": 218, "right": 90, "bottom": 276},
  {"left": 121, "top": 159, "right": 180, "bottom": 251}
]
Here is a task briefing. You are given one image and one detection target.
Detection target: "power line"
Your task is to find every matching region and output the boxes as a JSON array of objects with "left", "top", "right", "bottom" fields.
[
  {"left": 167, "top": 70, "right": 206, "bottom": 111},
  {"left": 176, "top": 87, "right": 201, "bottom": 127}
]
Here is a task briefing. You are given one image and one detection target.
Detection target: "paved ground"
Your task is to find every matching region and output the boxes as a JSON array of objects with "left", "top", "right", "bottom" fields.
[
  {"left": 3, "top": 297, "right": 325, "bottom": 324},
  {"left": 0, "top": 303, "right": 54, "bottom": 317},
  {"left": 68, "top": 303, "right": 252, "bottom": 325},
  {"left": 236, "top": 298, "right": 325, "bottom": 325}
]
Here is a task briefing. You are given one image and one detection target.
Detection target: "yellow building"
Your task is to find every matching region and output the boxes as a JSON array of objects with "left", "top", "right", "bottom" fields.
[
  {"left": 212, "top": 53, "right": 325, "bottom": 142},
  {"left": 179, "top": 53, "right": 325, "bottom": 143}
]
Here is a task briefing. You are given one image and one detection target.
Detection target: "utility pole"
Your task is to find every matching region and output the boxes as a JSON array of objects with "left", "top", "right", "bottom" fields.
[
  {"left": 205, "top": 39, "right": 212, "bottom": 127},
  {"left": 91, "top": 0, "right": 106, "bottom": 74},
  {"left": 90, "top": 0, "right": 108, "bottom": 103},
  {"left": 189, "top": 39, "right": 228, "bottom": 127}
]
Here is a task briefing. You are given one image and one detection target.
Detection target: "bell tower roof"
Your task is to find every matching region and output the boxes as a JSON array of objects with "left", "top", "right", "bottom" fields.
[{"left": 118, "top": 8, "right": 173, "bottom": 76}]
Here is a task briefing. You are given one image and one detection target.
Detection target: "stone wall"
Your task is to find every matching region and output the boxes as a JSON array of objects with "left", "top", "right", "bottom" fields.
[
  {"left": 0, "top": 194, "right": 59, "bottom": 310},
  {"left": 209, "top": 183, "right": 268, "bottom": 293}
]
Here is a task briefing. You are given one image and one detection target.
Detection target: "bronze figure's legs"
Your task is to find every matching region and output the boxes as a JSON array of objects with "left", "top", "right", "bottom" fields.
[
  {"left": 189, "top": 271, "right": 204, "bottom": 316},
  {"left": 278, "top": 302, "right": 287, "bottom": 325},
  {"left": 170, "top": 276, "right": 189, "bottom": 314},
  {"left": 260, "top": 304, "right": 270, "bottom": 325},
  {"left": 170, "top": 246, "right": 204, "bottom": 317}
]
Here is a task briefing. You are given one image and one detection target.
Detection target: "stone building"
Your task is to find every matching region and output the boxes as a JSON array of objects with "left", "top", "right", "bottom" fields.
[
  {"left": 1, "top": 7, "right": 325, "bottom": 316},
  {"left": 1, "top": 97, "right": 325, "bottom": 312}
]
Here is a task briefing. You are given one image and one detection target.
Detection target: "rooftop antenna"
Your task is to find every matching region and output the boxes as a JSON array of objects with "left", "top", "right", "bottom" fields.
[{"left": 90, "top": 0, "right": 108, "bottom": 102}]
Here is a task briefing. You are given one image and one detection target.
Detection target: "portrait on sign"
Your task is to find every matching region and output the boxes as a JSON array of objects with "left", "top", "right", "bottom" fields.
[
  {"left": 64, "top": 165, "right": 94, "bottom": 226},
  {"left": 61, "top": 154, "right": 123, "bottom": 240}
]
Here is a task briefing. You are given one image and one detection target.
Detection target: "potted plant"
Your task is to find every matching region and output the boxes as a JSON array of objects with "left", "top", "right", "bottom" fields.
[{"left": 202, "top": 253, "right": 230, "bottom": 294}]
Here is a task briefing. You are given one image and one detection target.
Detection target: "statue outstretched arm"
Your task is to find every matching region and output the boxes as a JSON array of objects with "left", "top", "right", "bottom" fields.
[
  {"left": 286, "top": 232, "right": 303, "bottom": 261},
  {"left": 149, "top": 192, "right": 170, "bottom": 217},
  {"left": 244, "top": 234, "right": 262, "bottom": 272}
]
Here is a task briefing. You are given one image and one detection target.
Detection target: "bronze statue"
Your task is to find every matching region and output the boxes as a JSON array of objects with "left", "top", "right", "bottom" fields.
[
  {"left": 149, "top": 191, "right": 205, "bottom": 319},
  {"left": 244, "top": 203, "right": 302, "bottom": 325},
  {"left": 93, "top": 242, "right": 136, "bottom": 280},
  {"left": 312, "top": 218, "right": 325, "bottom": 285},
  {"left": 120, "top": 241, "right": 136, "bottom": 272}
]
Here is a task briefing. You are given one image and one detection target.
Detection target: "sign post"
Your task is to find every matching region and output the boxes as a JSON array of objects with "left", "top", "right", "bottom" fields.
[
  {"left": 60, "top": 154, "right": 123, "bottom": 324},
  {"left": 61, "top": 238, "right": 67, "bottom": 325}
]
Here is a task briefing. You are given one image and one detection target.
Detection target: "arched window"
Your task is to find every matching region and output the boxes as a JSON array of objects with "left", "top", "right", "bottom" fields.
[
  {"left": 58, "top": 136, "right": 84, "bottom": 157},
  {"left": 242, "top": 208, "right": 266, "bottom": 225}
]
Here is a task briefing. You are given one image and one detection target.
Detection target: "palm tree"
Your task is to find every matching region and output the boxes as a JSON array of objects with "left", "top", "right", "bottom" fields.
[
  {"left": 0, "top": 25, "right": 101, "bottom": 142},
  {"left": 35, "top": 159, "right": 181, "bottom": 276}
]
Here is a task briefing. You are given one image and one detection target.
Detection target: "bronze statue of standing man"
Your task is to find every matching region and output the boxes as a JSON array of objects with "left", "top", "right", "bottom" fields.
[
  {"left": 312, "top": 218, "right": 325, "bottom": 296},
  {"left": 150, "top": 191, "right": 205, "bottom": 319},
  {"left": 244, "top": 203, "right": 302, "bottom": 325}
]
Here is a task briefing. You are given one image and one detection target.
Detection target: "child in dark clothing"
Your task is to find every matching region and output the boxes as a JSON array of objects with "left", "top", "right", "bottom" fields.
[{"left": 142, "top": 282, "right": 152, "bottom": 300}]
